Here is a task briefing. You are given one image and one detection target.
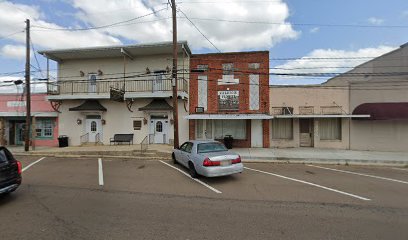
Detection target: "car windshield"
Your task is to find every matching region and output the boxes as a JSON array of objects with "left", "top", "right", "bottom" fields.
[{"left": 197, "top": 142, "right": 227, "bottom": 153}]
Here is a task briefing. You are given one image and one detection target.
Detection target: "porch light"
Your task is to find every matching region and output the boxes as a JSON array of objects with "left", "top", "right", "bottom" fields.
[
  {"left": 98, "top": 69, "right": 103, "bottom": 76},
  {"left": 145, "top": 67, "right": 151, "bottom": 74},
  {"left": 79, "top": 71, "right": 85, "bottom": 77},
  {"left": 143, "top": 118, "right": 148, "bottom": 125},
  {"left": 76, "top": 119, "right": 82, "bottom": 125},
  {"left": 102, "top": 119, "right": 106, "bottom": 125}
]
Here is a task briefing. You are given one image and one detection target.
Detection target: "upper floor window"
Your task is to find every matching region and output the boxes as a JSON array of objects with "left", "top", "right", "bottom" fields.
[
  {"left": 222, "top": 63, "right": 234, "bottom": 75},
  {"left": 248, "top": 63, "right": 260, "bottom": 70},
  {"left": 197, "top": 64, "right": 209, "bottom": 71}
]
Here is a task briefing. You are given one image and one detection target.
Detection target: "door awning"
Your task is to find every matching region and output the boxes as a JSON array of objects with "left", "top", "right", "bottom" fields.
[
  {"left": 186, "top": 114, "right": 273, "bottom": 120},
  {"left": 139, "top": 99, "right": 173, "bottom": 111},
  {"left": 69, "top": 100, "right": 107, "bottom": 111},
  {"left": 352, "top": 102, "right": 408, "bottom": 120}
]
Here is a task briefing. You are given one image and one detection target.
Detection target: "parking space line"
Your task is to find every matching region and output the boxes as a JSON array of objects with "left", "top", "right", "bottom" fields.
[
  {"left": 22, "top": 157, "right": 46, "bottom": 172},
  {"left": 159, "top": 161, "right": 222, "bottom": 194},
  {"left": 307, "top": 165, "right": 408, "bottom": 185},
  {"left": 244, "top": 166, "right": 371, "bottom": 201},
  {"left": 98, "top": 158, "right": 104, "bottom": 186}
]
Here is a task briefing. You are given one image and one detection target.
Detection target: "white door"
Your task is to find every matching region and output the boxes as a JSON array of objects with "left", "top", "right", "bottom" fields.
[
  {"left": 150, "top": 119, "right": 168, "bottom": 144},
  {"left": 88, "top": 74, "right": 97, "bottom": 93},
  {"left": 86, "top": 119, "right": 102, "bottom": 142},
  {"left": 153, "top": 73, "right": 164, "bottom": 92}
]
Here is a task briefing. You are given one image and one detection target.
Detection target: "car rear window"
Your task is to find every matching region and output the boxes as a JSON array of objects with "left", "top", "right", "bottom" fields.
[{"left": 197, "top": 142, "right": 227, "bottom": 153}]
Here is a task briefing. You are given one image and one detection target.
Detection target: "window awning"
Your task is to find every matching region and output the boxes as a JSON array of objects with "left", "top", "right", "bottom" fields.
[
  {"left": 186, "top": 114, "right": 273, "bottom": 120},
  {"left": 69, "top": 100, "right": 107, "bottom": 111},
  {"left": 274, "top": 114, "right": 370, "bottom": 119},
  {"left": 139, "top": 99, "right": 173, "bottom": 111},
  {"left": 352, "top": 102, "right": 408, "bottom": 120}
]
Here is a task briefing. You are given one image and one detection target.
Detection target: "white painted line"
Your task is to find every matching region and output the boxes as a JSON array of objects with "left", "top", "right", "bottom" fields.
[
  {"left": 159, "top": 160, "right": 222, "bottom": 194},
  {"left": 22, "top": 157, "right": 46, "bottom": 172},
  {"left": 392, "top": 168, "right": 408, "bottom": 172},
  {"left": 307, "top": 165, "right": 408, "bottom": 185},
  {"left": 98, "top": 158, "right": 104, "bottom": 186},
  {"left": 244, "top": 166, "right": 371, "bottom": 201}
]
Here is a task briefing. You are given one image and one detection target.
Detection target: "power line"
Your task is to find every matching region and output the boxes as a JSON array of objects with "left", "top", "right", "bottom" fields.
[
  {"left": 0, "top": 30, "right": 25, "bottom": 41},
  {"left": 180, "top": 17, "right": 408, "bottom": 29},
  {"left": 177, "top": 8, "right": 221, "bottom": 52},
  {"left": 30, "top": 38, "right": 45, "bottom": 79},
  {"left": 31, "top": 7, "right": 168, "bottom": 31}
]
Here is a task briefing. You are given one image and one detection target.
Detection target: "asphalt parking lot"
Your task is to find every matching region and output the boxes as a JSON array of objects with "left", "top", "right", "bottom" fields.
[{"left": 1, "top": 155, "right": 408, "bottom": 240}]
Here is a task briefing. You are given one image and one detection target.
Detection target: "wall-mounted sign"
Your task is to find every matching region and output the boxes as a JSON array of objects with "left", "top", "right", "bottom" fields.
[
  {"left": 218, "top": 90, "right": 239, "bottom": 110},
  {"left": 7, "top": 101, "right": 26, "bottom": 107}
]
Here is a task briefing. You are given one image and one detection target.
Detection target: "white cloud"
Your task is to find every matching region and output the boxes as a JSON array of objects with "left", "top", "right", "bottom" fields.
[
  {"left": 309, "top": 27, "right": 319, "bottom": 34},
  {"left": 367, "top": 17, "right": 384, "bottom": 25},
  {"left": 71, "top": 0, "right": 299, "bottom": 51},
  {"left": 0, "top": 1, "right": 121, "bottom": 51},
  {"left": 0, "top": 45, "right": 26, "bottom": 59},
  {"left": 0, "top": 76, "right": 47, "bottom": 93},
  {"left": 271, "top": 45, "right": 397, "bottom": 85}
]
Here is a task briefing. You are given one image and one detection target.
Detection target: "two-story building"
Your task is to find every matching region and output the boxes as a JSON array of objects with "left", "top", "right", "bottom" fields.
[
  {"left": 39, "top": 41, "right": 191, "bottom": 146},
  {"left": 187, "top": 51, "right": 271, "bottom": 148}
]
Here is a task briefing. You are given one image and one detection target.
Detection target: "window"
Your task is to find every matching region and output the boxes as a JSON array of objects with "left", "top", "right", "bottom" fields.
[
  {"left": 214, "top": 120, "right": 246, "bottom": 140},
  {"left": 197, "top": 142, "right": 227, "bottom": 153},
  {"left": 248, "top": 63, "right": 260, "bottom": 70},
  {"left": 196, "top": 119, "right": 204, "bottom": 139},
  {"left": 185, "top": 142, "right": 193, "bottom": 153},
  {"left": 156, "top": 121, "right": 163, "bottom": 133},
  {"left": 319, "top": 118, "right": 341, "bottom": 140},
  {"left": 35, "top": 119, "right": 54, "bottom": 138},
  {"left": 272, "top": 119, "right": 293, "bottom": 139},
  {"left": 222, "top": 63, "right": 234, "bottom": 75},
  {"left": 133, "top": 120, "right": 142, "bottom": 130},
  {"left": 91, "top": 121, "right": 97, "bottom": 132},
  {"left": 197, "top": 64, "right": 208, "bottom": 71}
]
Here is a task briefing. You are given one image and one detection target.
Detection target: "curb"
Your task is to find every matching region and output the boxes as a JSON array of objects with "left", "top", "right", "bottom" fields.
[
  {"left": 14, "top": 152, "right": 171, "bottom": 161},
  {"left": 240, "top": 156, "right": 408, "bottom": 167}
]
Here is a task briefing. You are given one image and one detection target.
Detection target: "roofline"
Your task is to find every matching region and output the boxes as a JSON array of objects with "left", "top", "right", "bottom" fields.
[
  {"left": 269, "top": 84, "right": 324, "bottom": 88},
  {"left": 38, "top": 40, "right": 191, "bottom": 56},
  {"left": 323, "top": 43, "right": 406, "bottom": 84},
  {"left": 191, "top": 50, "right": 269, "bottom": 57}
]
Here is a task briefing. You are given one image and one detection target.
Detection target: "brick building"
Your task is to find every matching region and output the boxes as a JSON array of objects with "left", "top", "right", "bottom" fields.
[{"left": 187, "top": 51, "right": 271, "bottom": 148}]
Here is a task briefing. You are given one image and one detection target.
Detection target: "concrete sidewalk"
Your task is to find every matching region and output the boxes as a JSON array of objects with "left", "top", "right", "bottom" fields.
[
  {"left": 233, "top": 147, "right": 408, "bottom": 166},
  {"left": 7, "top": 144, "right": 408, "bottom": 166}
]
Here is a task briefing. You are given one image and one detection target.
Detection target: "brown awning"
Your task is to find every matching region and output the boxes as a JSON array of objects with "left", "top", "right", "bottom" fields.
[
  {"left": 352, "top": 102, "right": 408, "bottom": 120},
  {"left": 139, "top": 99, "right": 173, "bottom": 111},
  {"left": 69, "top": 100, "right": 107, "bottom": 111}
]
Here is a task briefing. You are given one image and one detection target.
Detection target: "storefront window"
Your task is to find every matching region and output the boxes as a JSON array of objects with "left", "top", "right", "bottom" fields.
[
  {"left": 319, "top": 118, "right": 342, "bottom": 140},
  {"left": 214, "top": 120, "right": 246, "bottom": 140},
  {"left": 35, "top": 119, "right": 54, "bottom": 138},
  {"left": 272, "top": 119, "right": 293, "bottom": 139}
]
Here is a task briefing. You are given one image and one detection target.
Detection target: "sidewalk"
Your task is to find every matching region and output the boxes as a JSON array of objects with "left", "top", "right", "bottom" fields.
[
  {"left": 233, "top": 147, "right": 408, "bottom": 166},
  {"left": 8, "top": 145, "right": 408, "bottom": 166}
]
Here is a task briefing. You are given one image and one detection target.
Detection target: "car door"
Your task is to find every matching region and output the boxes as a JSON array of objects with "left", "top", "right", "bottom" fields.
[
  {"left": 183, "top": 142, "right": 194, "bottom": 166},
  {"left": 174, "top": 142, "right": 188, "bottom": 165}
]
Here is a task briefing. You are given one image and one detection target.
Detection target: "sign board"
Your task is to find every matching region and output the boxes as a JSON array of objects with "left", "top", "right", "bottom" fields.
[
  {"left": 110, "top": 88, "right": 124, "bottom": 102},
  {"left": 218, "top": 90, "right": 239, "bottom": 110},
  {"left": 7, "top": 101, "right": 26, "bottom": 107}
]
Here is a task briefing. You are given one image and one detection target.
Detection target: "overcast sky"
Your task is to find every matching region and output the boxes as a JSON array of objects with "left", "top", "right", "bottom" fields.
[{"left": 0, "top": 0, "right": 407, "bottom": 92}]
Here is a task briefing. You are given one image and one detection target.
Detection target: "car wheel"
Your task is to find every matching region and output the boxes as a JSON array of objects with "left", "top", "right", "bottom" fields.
[
  {"left": 172, "top": 153, "right": 177, "bottom": 164},
  {"left": 188, "top": 162, "right": 198, "bottom": 178}
]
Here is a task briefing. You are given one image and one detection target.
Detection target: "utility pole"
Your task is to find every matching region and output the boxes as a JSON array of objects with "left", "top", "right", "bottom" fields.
[
  {"left": 171, "top": 0, "right": 179, "bottom": 149},
  {"left": 24, "top": 19, "right": 31, "bottom": 152}
]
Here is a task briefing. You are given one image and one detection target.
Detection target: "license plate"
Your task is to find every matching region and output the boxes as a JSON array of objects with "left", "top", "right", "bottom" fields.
[{"left": 221, "top": 160, "right": 231, "bottom": 166}]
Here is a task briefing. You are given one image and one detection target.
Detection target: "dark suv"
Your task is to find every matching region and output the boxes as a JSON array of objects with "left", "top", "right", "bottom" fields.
[{"left": 0, "top": 146, "right": 22, "bottom": 195}]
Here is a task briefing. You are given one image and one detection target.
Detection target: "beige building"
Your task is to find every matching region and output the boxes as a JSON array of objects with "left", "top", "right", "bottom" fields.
[
  {"left": 270, "top": 42, "right": 408, "bottom": 152},
  {"left": 39, "top": 42, "right": 191, "bottom": 146},
  {"left": 326, "top": 42, "right": 408, "bottom": 152}
]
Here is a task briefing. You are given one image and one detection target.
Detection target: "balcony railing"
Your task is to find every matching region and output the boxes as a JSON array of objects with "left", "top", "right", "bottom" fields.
[{"left": 47, "top": 78, "right": 188, "bottom": 95}]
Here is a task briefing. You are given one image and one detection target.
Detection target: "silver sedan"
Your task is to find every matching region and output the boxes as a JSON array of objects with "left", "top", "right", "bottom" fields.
[{"left": 172, "top": 140, "right": 244, "bottom": 178}]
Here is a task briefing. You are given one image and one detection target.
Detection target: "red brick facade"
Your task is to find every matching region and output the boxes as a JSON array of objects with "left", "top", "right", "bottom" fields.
[{"left": 189, "top": 51, "right": 270, "bottom": 148}]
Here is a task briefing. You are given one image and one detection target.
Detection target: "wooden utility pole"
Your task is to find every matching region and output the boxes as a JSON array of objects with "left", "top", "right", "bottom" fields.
[
  {"left": 171, "top": 0, "right": 179, "bottom": 149},
  {"left": 24, "top": 19, "right": 31, "bottom": 152}
]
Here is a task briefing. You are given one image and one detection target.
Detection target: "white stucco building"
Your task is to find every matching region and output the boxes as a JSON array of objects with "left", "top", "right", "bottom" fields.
[{"left": 39, "top": 41, "right": 191, "bottom": 146}]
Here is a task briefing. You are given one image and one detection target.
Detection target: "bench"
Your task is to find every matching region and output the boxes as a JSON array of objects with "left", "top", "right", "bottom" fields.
[{"left": 110, "top": 134, "right": 134, "bottom": 145}]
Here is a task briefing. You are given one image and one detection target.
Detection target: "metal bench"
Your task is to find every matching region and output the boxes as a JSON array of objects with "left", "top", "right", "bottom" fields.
[{"left": 109, "top": 134, "right": 134, "bottom": 145}]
